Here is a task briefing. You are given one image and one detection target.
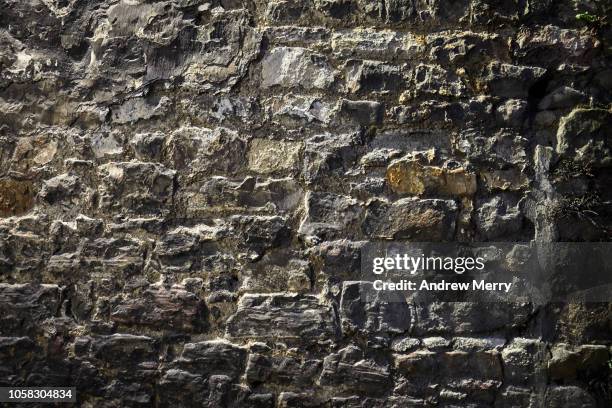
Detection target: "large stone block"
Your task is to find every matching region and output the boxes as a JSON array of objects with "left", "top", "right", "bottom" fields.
[
  {"left": 241, "top": 250, "right": 311, "bottom": 293},
  {"left": 412, "top": 301, "right": 532, "bottom": 335},
  {"left": 495, "top": 386, "right": 538, "bottom": 408},
  {"left": 89, "top": 334, "right": 157, "bottom": 365},
  {"left": 556, "top": 108, "right": 611, "bottom": 167},
  {"left": 439, "top": 349, "right": 503, "bottom": 380},
  {"left": 302, "top": 132, "right": 364, "bottom": 184},
  {"left": 339, "top": 281, "right": 412, "bottom": 335},
  {"left": 278, "top": 392, "right": 326, "bottom": 408},
  {"left": 319, "top": 345, "right": 391, "bottom": 394},
  {"left": 225, "top": 294, "right": 339, "bottom": 344},
  {"left": 97, "top": 162, "right": 175, "bottom": 215},
  {"left": 0, "top": 178, "right": 35, "bottom": 217},
  {"left": 362, "top": 198, "right": 457, "bottom": 240},
  {"left": 159, "top": 352, "right": 266, "bottom": 408},
  {"left": 165, "top": 127, "right": 247, "bottom": 177},
  {"left": 110, "top": 284, "right": 207, "bottom": 332},
  {"left": 331, "top": 30, "right": 422, "bottom": 60},
  {"left": 455, "top": 128, "right": 528, "bottom": 166},
  {"left": 475, "top": 195, "right": 524, "bottom": 240},
  {"left": 229, "top": 215, "right": 291, "bottom": 254},
  {"left": 0, "top": 284, "right": 61, "bottom": 336},
  {"left": 245, "top": 353, "right": 321, "bottom": 387},
  {"left": 247, "top": 139, "right": 303, "bottom": 174},
  {"left": 0, "top": 336, "right": 36, "bottom": 371},
  {"left": 362, "top": 0, "right": 469, "bottom": 24},
  {"left": 345, "top": 60, "right": 404, "bottom": 93},
  {"left": 548, "top": 343, "right": 609, "bottom": 380},
  {"left": 501, "top": 338, "right": 546, "bottom": 385},
  {"left": 544, "top": 386, "right": 596, "bottom": 408},
  {"left": 386, "top": 157, "right": 476, "bottom": 197},
  {"left": 186, "top": 176, "right": 303, "bottom": 215},
  {"left": 484, "top": 62, "right": 546, "bottom": 98},
  {"left": 407, "top": 64, "right": 467, "bottom": 98},
  {"left": 516, "top": 25, "right": 600, "bottom": 66},
  {"left": 298, "top": 192, "right": 363, "bottom": 241},
  {"left": 306, "top": 240, "right": 366, "bottom": 282},
  {"left": 337, "top": 99, "right": 384, "bottom": 126},
  {"left": 173, "top": 340, "right": 247, "bottom": 380},
  {"left": 261, "top": 47, "right": 335, "bottom": 90}
]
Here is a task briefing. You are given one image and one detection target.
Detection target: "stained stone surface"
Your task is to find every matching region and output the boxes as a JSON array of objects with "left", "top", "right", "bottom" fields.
[{"left": 0, "top": 0, "right": 611, "bottom": 406}]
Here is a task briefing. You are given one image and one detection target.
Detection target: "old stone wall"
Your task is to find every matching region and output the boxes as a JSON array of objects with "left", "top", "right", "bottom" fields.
[{"left": 0, "top": 0, "right": 611, "bottom": 407}]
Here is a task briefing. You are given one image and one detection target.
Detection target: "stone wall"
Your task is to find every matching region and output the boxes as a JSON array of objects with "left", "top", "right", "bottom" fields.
[{"left": 0, "top": 0, "right": 611, "bottom": 407}]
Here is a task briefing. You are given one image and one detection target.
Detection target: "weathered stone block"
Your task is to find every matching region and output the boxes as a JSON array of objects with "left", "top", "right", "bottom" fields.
[
  {"left": 332, "top": 29, "right": 422, "bottom": 59},
  {"left": 484, "top": 62, "right": 546, "bottom": 98},
  {"left": 319, "top": 345, "right": 391, "bottom": 394},
  {"left": 187, "top": 176, "right": 303, "bottom": 215},
  {"left": 439, "top": 350, "right": 502, "bottom": 380},
  {"left": 247, "top": 139, "right": 302, "bottom": 174},
  {"left": 475, "top": 196, "right": 524, "bottom": 240},
  {"left": 110, "top": 284, "right": 207, "bottom": 332},
  {"left": 298, "top": 192, "right": 363, "bottom": 241},
  {"left": 544, "top": 386, "right": 596, "bottom": 408},
  {"left": 455, "top": 129, "right": 528, "bottom": 166},
  {"left": 268, "top": 94, "right": 333, "bottom": 124},
  {"left": 225, "top": 294, "right": 339, "bottom": 344},
  {"left": 548, "top": 343, "right": 610, "bottom": 380},
  {"left": 245, "top": 353, "right": 321, "bottom": 387},
  {"left": 77, "top": 236, "right": 147, "bottom": 277},
  {"left": 539, "top": 86, "right": 587, "bottom": 111},
  {"left": 90, "top": 334, "right": 157, "bottom": 365},
  {"left": 372, "top": 128, "right": 452, "bottom": 153},
  {"left": 173, "top": 340, "right": 247, "bottom": 380},
  {"left": 394, "top": 350, "right": 438, "bottom": 377},
  {"left": 261, "top": 47, "right": 335, "bottom": 90},
  {"left": 481, "top": 169, "right": 529, "bottom": 192},
  {"left": 362, "top": 198, "right": 457, "bottom": 240},
  {"left": 340, "top": 281, "right": 412, "bottom": 335},
  {"left": 516, "top": 25, "right": 599, "bottom": 65},
  {"left": 451, "top": 336, "right": 505, "bottom": 352},
  {"left": 229, "top": 215, "right": 290, "bottom": 254},
  {"left": 38, "top": 174, "right": 81, "bottom": 207},
  {"left": 0, "top": 179, "right": 35, "bottom": 217},
  {"left": 386, "top": 158, "right": 476, "bottom": 197},
  {"left": 97, "top": 162, "right": 175, "bottom": 215},
  {"left": 165, "top": 127, "right": 247, "bottom": 176},
  {"left": 302, "top": 132, "right": 364, "bottom": 184},
  {"left": 241, "top": 250, "right": 311, "bottom": 293},
  {"left": 337, "top": 99, "right": 384, "bottom": 126},
  {"left": 264, "top": 1, "right": 307, "bottom": 24},
  {"left": 556, "top": 108, "right": 611, "bottom": 167},
  {"left": 278, "top": 392, "right": 326, "bottom": 408},
  {"left": 0, "top": 284, "right": 60, "bottom": 335},
  {"left": 346, "top": 60, "right": 404, "bottom": 93},
  {"left": 306, "top": 239, "right": 366, "bottom": 282},
  {"left": 501, "top": 338, "right": 546, "bottom": 385},
  {"left": 0, "top": 336, "right": 36, "bottom": 369},
  {"left": 407, "top": 64, "right": 467, "bottom": 98},
  {"left": 130, "top": 132, "right": 165, "bottom": 162},
  {"left": 412, "top": 301, "right": 532, "bottom": 335},
  {"left": 495, "top": 386, "right": 537, "bottom": 408},
  {"left": 495, "top": 99, "right": 528, "bottom": 128}
]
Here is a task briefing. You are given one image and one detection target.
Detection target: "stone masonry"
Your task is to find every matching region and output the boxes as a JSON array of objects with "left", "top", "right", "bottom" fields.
[{"left": 0, "top": 0, "right": 611, "bottom": 407}]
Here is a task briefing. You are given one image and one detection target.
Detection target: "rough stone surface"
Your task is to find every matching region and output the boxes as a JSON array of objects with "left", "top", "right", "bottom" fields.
[
  {"left": 363, "top": 198, "right": 457, "bottom": 240},
  {"left": 247, "top": 138, "right": 303, "bottom": 174},
  {"left": 0, "top": 0, "right": 611, "bottom": 406},
  {"left": 386, "top": 157, "right": 477, "bottom": 197}
]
